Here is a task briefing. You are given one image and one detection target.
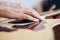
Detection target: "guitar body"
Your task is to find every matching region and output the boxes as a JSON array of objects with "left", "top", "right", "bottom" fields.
[{"left": 0, "top": 18, "right": 60, "bottom": 40}]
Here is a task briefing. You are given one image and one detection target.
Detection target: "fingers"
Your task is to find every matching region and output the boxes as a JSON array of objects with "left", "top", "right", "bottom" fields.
[
  {"left": 28, "top": 22, "right": 39, "bottom": 29},
  {"left": 0, "top": 27, "right": 17, "bottom": 32},
  {"left": 16, "top": 13, "right": 39, "bottom": 22},
  {"left": 0, "top": 2, "right": 41, "bottom": 22},
  {"left": 25, "top": 14, "right": 39, "bottom": 22},
  {"left": 24, "top": 8, "right": 42, "bottom": 20}
]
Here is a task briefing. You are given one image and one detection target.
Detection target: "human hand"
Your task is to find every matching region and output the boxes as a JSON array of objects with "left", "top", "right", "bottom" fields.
[{"left": 0, "top": 2, "right": 42, "bottom": 22}]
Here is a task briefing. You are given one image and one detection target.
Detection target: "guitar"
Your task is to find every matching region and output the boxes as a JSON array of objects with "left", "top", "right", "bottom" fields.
[{"left": 0, "top": 10, "right": 60, "bottom": 40}]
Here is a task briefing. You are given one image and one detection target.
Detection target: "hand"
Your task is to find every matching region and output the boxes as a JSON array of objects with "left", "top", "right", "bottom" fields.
[
  {"left": 0, "top": 2, "right": 41, "bottom": 22},
  {"left": 0, "top": 22, "right": 39, "bottom": 32}
]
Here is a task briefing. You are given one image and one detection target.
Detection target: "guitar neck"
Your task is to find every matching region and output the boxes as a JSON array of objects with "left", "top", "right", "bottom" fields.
[{"left": 40, "top": 10, "right": 60, "bottom": 18}]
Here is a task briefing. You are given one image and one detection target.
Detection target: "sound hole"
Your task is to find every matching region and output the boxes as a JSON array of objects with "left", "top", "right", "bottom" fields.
[
  {"left": 53, "top": 24, "right": 60, "bottom": 40},
  {"left": 8, "top": 19, "right": 33, "bottom": 24}
]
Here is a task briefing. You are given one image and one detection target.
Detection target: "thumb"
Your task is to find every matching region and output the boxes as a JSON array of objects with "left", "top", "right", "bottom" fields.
[{"left": 49, "top": 5, "right": 56, "bottom": 11}]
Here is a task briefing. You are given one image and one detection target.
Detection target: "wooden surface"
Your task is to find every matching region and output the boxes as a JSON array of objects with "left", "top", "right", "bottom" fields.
[{"left": 0, "top": 19, "right": 60, "bottom": 40}]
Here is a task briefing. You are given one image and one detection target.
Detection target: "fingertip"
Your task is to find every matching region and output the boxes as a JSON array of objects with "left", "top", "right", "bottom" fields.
[{"left": 33, "top": 19, "right": 39, "bottom": 22}]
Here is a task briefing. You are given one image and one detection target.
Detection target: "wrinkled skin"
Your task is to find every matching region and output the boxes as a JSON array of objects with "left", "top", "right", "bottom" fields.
[{"left": 0, "top": 2, "right": 42, "bottom": 22}]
